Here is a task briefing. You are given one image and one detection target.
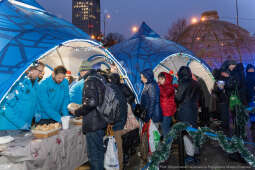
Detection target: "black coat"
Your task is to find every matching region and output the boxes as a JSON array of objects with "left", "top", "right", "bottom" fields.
[
  {"left": 228, "top": 64, "right": 247, "bottom": 105},
  {"left": 175, "top": 79, "right": 201, "bottom": 126},
  {"left": 175, "top": 66, "right": 201, "bottom": 126},
  {"left": 246, "top": 65, "right": 255, "bottom": 104},
  {"left": 109, "top": 73, "right": 135, "bottom": 105},
  {"left": 75, "top": 71, "right": 107, "bottom": 133}
]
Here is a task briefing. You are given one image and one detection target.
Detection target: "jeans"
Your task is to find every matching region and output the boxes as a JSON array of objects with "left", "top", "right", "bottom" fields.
[
  {"left": 86, "top": 129, "right": 105, "bottom": 170},
  {"left": 162, "top": 116, "right": 172, "bottom": 137}
]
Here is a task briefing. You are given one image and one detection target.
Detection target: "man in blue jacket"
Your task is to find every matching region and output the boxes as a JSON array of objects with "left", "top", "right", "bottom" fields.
[
  {"left": 69, "top": 61, "right": 92, "bottom": 104},
  {"left": 36, "top": 66, "right": 69, "bottom": 124},
  {"left": 0, "top": 62, "right": 45, "bottom": 130}
]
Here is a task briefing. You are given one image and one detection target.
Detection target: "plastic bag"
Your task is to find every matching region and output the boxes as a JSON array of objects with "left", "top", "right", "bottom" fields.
[
  {"left": 104, "top": 136, "right": 119, "bottom": 170},
  {"left": 148, "top": 120, "right": 161, "bottom": 153},
  {"left": 124, "top": 104, "right": 140, "bottom": 131},
  {"left": 183, "top": 135, "right": 195, "bottom": 156}
]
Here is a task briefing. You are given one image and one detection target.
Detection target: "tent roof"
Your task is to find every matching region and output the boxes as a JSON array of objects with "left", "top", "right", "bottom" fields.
[
  {"left": 0, "top": 0, "right": 91, "bottom": 103},
  {"left": 110, "top": 22, "right": 210, "bottom": 96}
]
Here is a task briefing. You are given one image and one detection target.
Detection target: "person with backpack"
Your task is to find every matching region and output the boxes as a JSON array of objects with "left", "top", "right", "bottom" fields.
[
  {"left": 69, "top": 68, "right": 107, "bottom": 170},
  {"left": 108, "top": 73, "right": 128, "bottom": 170},
  {"left": 158, "top": 72, "right": 176, "bottom": 137},
  {"left": 70, "top": 67, "right": 124, "bottom": 170}
]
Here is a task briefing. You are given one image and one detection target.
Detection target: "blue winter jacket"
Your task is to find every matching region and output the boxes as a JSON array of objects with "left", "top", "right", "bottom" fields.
[
  {"left": 69, "top": 79, "right": 84, "bottom": 104},
  {"left": 140, "top": 69, "right": 162, "bottom": 122},
  {"left": 0, "top": 76, "right": 38, "bottom": 130},
  {"left": 35, "top": 76, "right": 70, "bottom": 122}
]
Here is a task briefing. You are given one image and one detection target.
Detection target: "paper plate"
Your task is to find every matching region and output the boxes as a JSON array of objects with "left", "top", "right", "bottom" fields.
[{"left": 0, "top": 136, "right": 14, "bottom": 145}]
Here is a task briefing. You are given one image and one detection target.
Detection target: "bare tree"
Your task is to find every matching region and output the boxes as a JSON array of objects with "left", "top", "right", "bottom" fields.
[
  {"left": 166, "top": 18, "right": 187, "bottom": 41},
  {"left": 104, "top": 32, "right": 125, "bottom": 48}
]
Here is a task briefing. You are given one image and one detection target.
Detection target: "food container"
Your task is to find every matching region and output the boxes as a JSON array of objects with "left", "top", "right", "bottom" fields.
[{"left": 32, "top": 128, "right": 61, "bottom": 139}]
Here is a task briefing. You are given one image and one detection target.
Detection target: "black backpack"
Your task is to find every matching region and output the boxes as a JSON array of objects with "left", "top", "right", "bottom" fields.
[{"left": 85, "top": 75, "right": 122, "bottom": 124}]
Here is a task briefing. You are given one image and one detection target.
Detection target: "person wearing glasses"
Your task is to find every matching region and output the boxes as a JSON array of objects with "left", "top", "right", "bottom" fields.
[{"left": 0, "top": 61, "right": 45, "bottom": 130}]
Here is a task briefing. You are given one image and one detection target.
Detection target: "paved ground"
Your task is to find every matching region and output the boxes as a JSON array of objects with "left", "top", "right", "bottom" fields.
[
  {"left": 78, "top": 116, "right": 255, "bottom": 170},
  {"left": 126, "top": 117, "right": 255, "bottom": 170}
]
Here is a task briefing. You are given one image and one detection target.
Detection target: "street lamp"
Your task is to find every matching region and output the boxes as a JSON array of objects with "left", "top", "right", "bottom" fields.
[
  {"left": 103, "top": 13, "right": 111, "bottom": 38},
  {"left": 131, "top": 26, "right": 138, "bottom": 33},
  {"left": 191, "top": 17, "right": 198, "bottom": 24},
  {"left": 91, "top": 34, "right": 96, "bottom": 40},
  {"left": 201, "top": 17, "right": 206, "bottom": 22}
]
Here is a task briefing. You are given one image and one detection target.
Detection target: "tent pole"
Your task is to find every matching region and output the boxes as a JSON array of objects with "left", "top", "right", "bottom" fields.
[{"left": 56, "top": 46, "right": 65, "bottom": 67}]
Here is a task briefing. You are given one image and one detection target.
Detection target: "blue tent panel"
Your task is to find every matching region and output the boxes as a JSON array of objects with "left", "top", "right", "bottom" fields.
[
  {"left": 0, "top": 0, "right": 90, "bottom": 103},
  {"left": 110, "top": 22, "right": 210, "bottom": 98}
]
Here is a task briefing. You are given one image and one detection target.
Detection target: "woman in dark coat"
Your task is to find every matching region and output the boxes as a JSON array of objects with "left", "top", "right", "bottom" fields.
[
  {"left": 175, "top": 66, "right": 201, "bottom": 163},
  {"left": 245, "top": 64, "right": 255, "bottom": 128},
  {"left": 140, "top": 68, "right": 162, "bottom": 124},
  {"left": 175, "top": 66, "right": 201, "bottom": 127}
]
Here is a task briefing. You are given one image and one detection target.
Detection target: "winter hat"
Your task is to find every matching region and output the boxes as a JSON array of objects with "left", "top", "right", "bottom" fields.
[
  {"left": 79, "top": 60, "right": 92, "bottom": 72},
  {"left": 66, "top": 70, "right": 72, "bottom": 76},
  {"left": 246, "top": 64, "right": 255, "bottom": 73}
]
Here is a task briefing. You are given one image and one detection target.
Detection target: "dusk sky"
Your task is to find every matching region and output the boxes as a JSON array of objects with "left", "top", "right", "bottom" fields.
[{"left": 36, "top": 0, "right": 255, "bottom": 38}]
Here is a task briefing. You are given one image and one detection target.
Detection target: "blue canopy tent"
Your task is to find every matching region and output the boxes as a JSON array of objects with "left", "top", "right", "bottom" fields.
[
  {"left": 0, "top": 0, "right": 130, "bottom": 105},
  {"left": 110, "top": 22, "right": 214, "bottom": 101}
]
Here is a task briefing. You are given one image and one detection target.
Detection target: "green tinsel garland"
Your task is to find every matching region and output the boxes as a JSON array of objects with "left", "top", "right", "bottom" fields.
[
  {"left": 147, "top": 122, "right": 255, "bottom": 170},
  {"left": 147, "top": 122, "right": 188, "bottom": 170},
  {"left": 229, "top": 89, "right": 249, "bottom": 138}
]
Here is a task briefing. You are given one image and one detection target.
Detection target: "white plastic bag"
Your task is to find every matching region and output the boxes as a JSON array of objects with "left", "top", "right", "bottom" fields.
[
  {"left": 104, "top": 136, "right": 119, "bottom": 170},
  {"left": 148, "top": 120, "right": 161, "bottom": 153},
  {"left": 183, "top": 135, "right": 195, "bottom": 156}
]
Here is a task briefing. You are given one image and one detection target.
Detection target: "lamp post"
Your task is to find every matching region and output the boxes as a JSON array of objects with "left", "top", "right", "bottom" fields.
[
  {"left": 236, "top": 0, "right": 239, "bottom": 26},
  {"left": 103, "top": 13, "right": 111, "bottom": 38}
]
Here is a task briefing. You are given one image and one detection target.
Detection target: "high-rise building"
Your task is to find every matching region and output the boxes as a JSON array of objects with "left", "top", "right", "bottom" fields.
[{"left": 72, "top": 0, "right": 100, "bottom": 37}]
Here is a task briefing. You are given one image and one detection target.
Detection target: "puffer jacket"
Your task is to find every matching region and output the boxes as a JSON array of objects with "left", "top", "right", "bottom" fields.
[
  {"left": 140, "top": 69, "right": 162, "bottom": 122},
  {"left": 36, "top": 75, "right": 69, "bottom": 122},
  {"left": 0, "top": 76, "right": 38, "bottom": 130},
  {"left": 75, "top": 71, "right": 108, "bottom": 133},
  {"left": 158, "top": 72, "right": 176, "bottom": 117},
  {"left": 175, "top": 66, "right": 201, "bottom": 127}
]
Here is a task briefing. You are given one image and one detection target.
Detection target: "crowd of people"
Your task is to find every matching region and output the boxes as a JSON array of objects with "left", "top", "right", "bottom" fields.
[{"left": 1, "top": 58, "right": 255, "bottom": 170}]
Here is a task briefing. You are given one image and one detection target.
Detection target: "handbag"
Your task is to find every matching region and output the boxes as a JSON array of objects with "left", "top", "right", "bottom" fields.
[{"left": 124, "top": 104, "right": 140, "bottom": 131}]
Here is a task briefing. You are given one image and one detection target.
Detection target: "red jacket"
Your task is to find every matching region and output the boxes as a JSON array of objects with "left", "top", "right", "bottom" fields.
[{"left": 159, "top": 72, "right": 176, "bottom": 117}]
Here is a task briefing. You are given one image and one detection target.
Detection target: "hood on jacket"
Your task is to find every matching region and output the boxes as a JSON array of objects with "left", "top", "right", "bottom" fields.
[
  {"left": 109, "top": 73, "right": 121, "bottom": 85},
  {"left": 141, "top": 68, "right": 154, "bottom": 83},
  {"left": 178, "top": 66, "right": 192, "bottom": 82},
  {"left": 246, "top": 64, "right": 255, "bottom": 73},
  {"left": 82, "top": 69, "right": 97, "bottom": 80},
  {"left": 232, "top": 63, "right": 245, "bottom": 78},
  {"left": 159, "top": 72, "right": 173, "bottom": 86},
  {"left": 221, "top": 60, "right": 237, "bottom": 72}
]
